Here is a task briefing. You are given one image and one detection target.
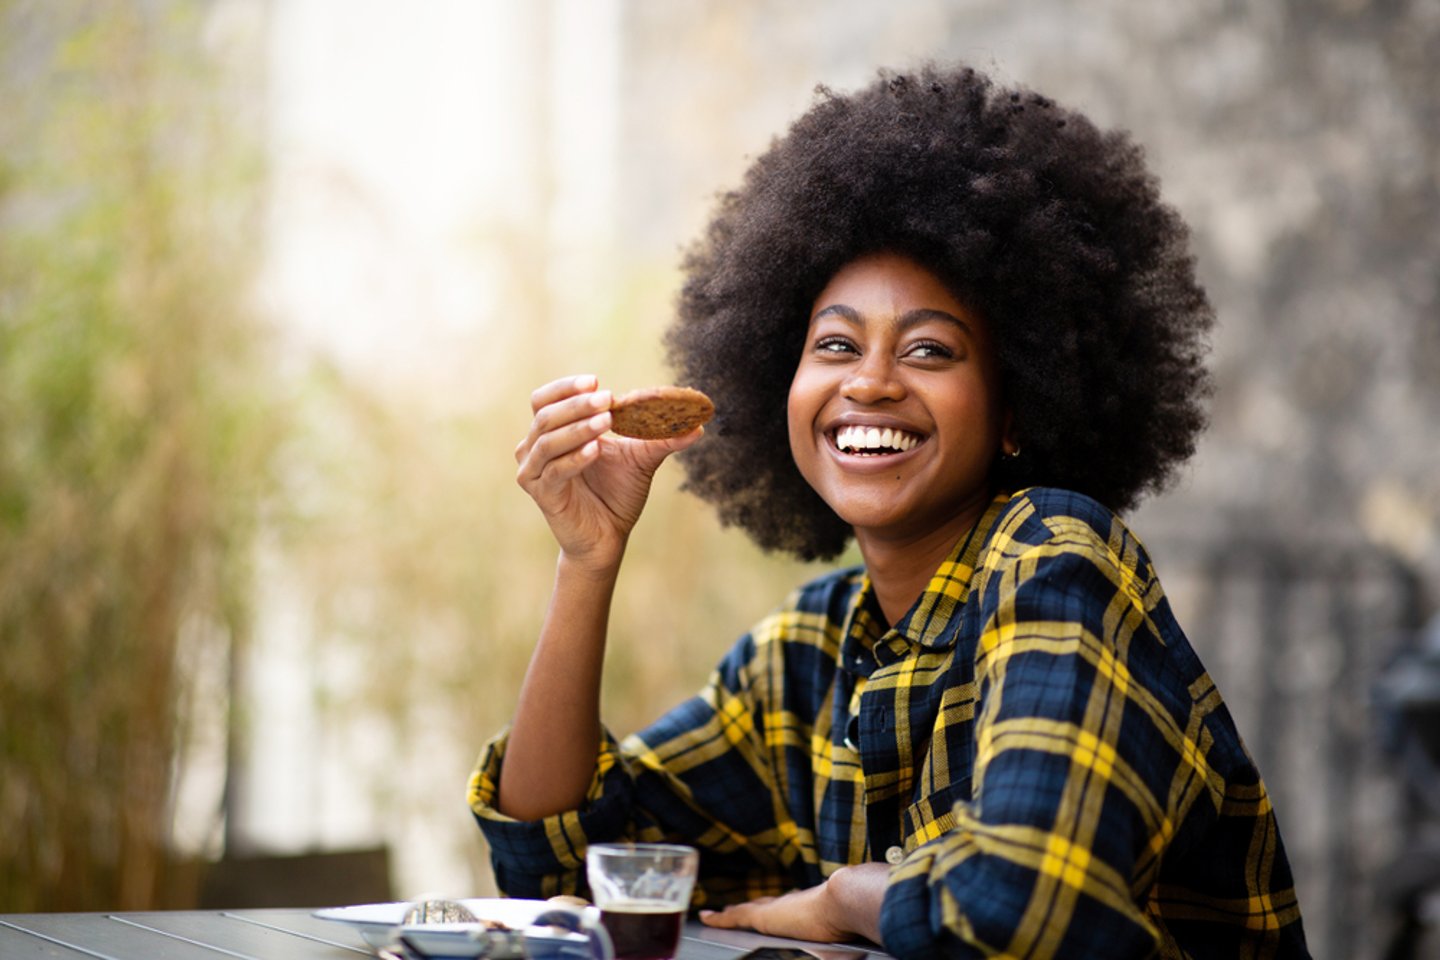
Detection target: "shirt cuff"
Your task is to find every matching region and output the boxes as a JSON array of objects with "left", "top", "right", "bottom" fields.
[
  {"left": 467, "top": 727, "right": 635, "bottom": 898},
  {"left": 880, "top": 848, "right": 952, "bottom": 960}
]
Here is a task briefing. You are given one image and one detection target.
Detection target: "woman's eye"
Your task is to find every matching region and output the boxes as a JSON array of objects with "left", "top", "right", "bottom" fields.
[
  {"left": 815, "top": 336, "right": 857, "bottom": 354},
  {"left": 907, "top": 340, "right": 955, "bottom": 360}
]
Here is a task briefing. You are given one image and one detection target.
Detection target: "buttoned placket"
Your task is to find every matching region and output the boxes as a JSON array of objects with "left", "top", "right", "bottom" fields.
[
  {"left": 837, "top": 606, "right": 975, "bottom": 866},
  {"left": 854, "top": 630, "right": 917, "bottom": 862},
  {"left": 831, "top": 500, "right": 997, "bottom": 866}
]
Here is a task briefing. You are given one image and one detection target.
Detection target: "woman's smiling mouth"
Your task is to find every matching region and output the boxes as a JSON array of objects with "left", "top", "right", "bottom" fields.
[{"left": 832, "top": 424, "right": 925, "bottom": 456}]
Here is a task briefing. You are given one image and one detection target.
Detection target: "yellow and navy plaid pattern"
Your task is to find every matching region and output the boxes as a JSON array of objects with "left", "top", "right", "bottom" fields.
[{"left": 469, "top": 488, "right": 1309, "bottom": 959}]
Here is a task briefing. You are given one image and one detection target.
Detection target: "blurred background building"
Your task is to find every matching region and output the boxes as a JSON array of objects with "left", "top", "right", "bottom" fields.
[{"left": 2, "top": 1, "right": 1437, "bottom": 958}]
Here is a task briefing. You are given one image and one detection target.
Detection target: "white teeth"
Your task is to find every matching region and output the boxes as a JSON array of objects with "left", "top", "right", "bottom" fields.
[{"left": 834, "top": 425, "right": 922, "bottom": 454}]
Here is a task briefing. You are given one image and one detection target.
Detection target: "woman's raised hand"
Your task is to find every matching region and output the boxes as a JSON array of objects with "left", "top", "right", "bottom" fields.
[{"left": 515, "top": 375, "right": 703, "bottom": 572}]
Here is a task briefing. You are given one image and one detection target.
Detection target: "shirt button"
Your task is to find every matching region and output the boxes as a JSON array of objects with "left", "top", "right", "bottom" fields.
[{"left": 885, "top": 846, "right": 905, "bottom": 865}]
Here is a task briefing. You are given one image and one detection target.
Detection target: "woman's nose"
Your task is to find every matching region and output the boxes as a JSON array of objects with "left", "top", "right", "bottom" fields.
[{"left": 842, "top": 355, "right": 906, "bottom": 404}]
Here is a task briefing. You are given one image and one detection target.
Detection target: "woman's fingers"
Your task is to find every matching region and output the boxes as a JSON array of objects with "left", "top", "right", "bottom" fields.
[
  {"left": 530, "top": 373, "right": 597, "bottom": 414},
  {"left": 660, "top": 424, "right": 705, "bottom": 453},
  {"left": 524, "top": 442, "right": 602, "bottom": 499},
  {"left": 532, "top": 388, "right": 611, "bottom": 441},
  {"left": 518, "top": 411, "right": 611, "bottom": 488},
  {"left": 514, "top": 377, "right": 707, "bottom": 526},
  {"left": 698, "top": 897, "right": 775, "bottom": 929},
  {"left": 519, "top": 375, "right": 707, "bottom": 465},
  {"left": 516, "top": 383, "right": 612, "bottom": 466},
  {"left": 698, "top": 885, "right": 852, "bottom": 944}
]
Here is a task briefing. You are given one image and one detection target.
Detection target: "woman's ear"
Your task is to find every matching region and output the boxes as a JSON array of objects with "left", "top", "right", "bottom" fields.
[{"left": 1000, "top": 408, "right": 1019, "bottom": 458}]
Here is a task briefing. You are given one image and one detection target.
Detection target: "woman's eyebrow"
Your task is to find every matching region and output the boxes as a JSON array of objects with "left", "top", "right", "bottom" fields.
[
  {"left": 811, "top": 304, "right": 860, "bottom": 325},
  {"left": 811, "top": 303, "right": 972, "bottom": 336},
  {"left": 898, "top": 308, "right": 973, "bottom": 337}
]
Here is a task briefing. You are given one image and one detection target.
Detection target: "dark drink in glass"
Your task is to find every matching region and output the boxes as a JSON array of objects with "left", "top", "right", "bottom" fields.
[
  {"left": 587, "top": 843, "right": 697, "bottom": 960},
  {"left": 599, "top": 900, "right": 686, "bottom": 960}
]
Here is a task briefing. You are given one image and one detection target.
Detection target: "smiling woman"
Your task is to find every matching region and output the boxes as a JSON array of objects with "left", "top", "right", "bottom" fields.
[{"left": 469, "top": 63, "right": 1311, "bottom": 960}]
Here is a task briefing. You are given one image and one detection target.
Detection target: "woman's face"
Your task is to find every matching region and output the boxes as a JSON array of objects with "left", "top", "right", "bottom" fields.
[{"left": 787, "top": 251, "right": 1013, "bottom": 547}]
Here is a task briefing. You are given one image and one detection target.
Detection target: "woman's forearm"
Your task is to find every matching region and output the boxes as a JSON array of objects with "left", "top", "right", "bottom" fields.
[{"left": 496, "top": 553, "right": 620, "bottom": 821}]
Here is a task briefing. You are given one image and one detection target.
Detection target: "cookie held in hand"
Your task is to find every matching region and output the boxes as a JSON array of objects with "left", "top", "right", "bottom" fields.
[{"left": 609, "top": 386, "right": 714, "bottom": 439}]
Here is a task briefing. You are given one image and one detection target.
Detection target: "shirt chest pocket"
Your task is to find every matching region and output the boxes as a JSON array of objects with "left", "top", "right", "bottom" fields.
[
  {"left": 902, "top": 776, "right": 972, "bottom": 846},
  {"left": 901, "top": 684, "right": 978, "bottom": 848}
]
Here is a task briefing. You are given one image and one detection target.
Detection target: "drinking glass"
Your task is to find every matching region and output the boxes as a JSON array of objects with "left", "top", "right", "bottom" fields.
[{"left": 585, "top": 843, "right": 698, "bottom": 960}]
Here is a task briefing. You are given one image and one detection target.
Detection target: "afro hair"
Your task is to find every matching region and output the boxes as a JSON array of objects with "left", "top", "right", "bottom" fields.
[{"left": 666, "top": 63, "right": 1213, "bottom": 561}]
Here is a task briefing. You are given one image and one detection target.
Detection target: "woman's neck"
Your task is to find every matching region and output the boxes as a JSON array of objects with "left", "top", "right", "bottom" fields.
[{"left": 854, "top": 499, "right": 992, "bottom": 628}]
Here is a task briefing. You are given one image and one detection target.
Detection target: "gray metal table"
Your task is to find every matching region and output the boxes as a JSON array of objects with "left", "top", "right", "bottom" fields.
[{"left": 0, "top": 910, "right": 891, "bottom": 960}]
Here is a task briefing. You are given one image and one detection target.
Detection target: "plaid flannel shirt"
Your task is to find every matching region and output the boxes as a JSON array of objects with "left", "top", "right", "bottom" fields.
[{"left": 469, "top": 487, "right": 1310, "bottom": 959}]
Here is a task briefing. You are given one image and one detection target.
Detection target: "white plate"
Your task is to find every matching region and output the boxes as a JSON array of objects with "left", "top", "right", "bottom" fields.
[{"left": 313, "top": 898, "right": 594, "bottom": 957}]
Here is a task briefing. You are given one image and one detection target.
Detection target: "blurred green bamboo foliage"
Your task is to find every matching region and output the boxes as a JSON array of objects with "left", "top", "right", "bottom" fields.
[
  {"left": 0, "top": 0, "right": 834, "bottom": 910},
  {"left": 0, "top": 0, "right": 281, "bottom": 910}
]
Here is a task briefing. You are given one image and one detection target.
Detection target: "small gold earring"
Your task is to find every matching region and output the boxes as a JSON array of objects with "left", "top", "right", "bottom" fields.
[{"left": 1003, "top": 446, "right": 1021, "bottom": 460}]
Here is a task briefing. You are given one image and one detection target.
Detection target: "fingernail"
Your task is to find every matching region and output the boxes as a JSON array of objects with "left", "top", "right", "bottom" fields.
[
  {"left": 575, "top": 374, "right": 597, "bottom": 390},
  {"left": 582, "top": 440, "right": 599, "bottom": 457},
  {"left": 589, "top": 412, "right": 610, "bottom": 430},
  {"left": 592, "top": 390, "right": 612, "bottom": 408}
]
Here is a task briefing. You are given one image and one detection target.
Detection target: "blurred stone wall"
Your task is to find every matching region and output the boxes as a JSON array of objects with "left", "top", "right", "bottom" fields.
[{"left": 611, "top": 2, "right": 1440, "bottom": 957}]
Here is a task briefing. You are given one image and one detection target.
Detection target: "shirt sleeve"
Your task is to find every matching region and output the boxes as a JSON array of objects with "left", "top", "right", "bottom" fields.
[
  {"left": 467, "top": 726, "right": 636, "bottom": 898},
  {"left": 469, "top": 628, "right": 814, "bottom": 905},
  {"left": 881, "top": 518, "right": 1218, "bottom": 959},
  {"left": 618, "top": 628, "right": 824, "bottom": 906}
]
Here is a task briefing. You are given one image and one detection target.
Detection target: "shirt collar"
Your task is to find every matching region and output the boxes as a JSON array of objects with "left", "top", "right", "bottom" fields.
[{"left": 841, "top": 491, "right": 1011, "bottom": 668}]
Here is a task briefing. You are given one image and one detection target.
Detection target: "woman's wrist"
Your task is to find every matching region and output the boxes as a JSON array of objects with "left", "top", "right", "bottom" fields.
[
  {"left": 556, "top": 544, "right": 625, "bottom": 584},
  {"left": 824, "top": 862, "right": 889, "bottom": 944}
]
